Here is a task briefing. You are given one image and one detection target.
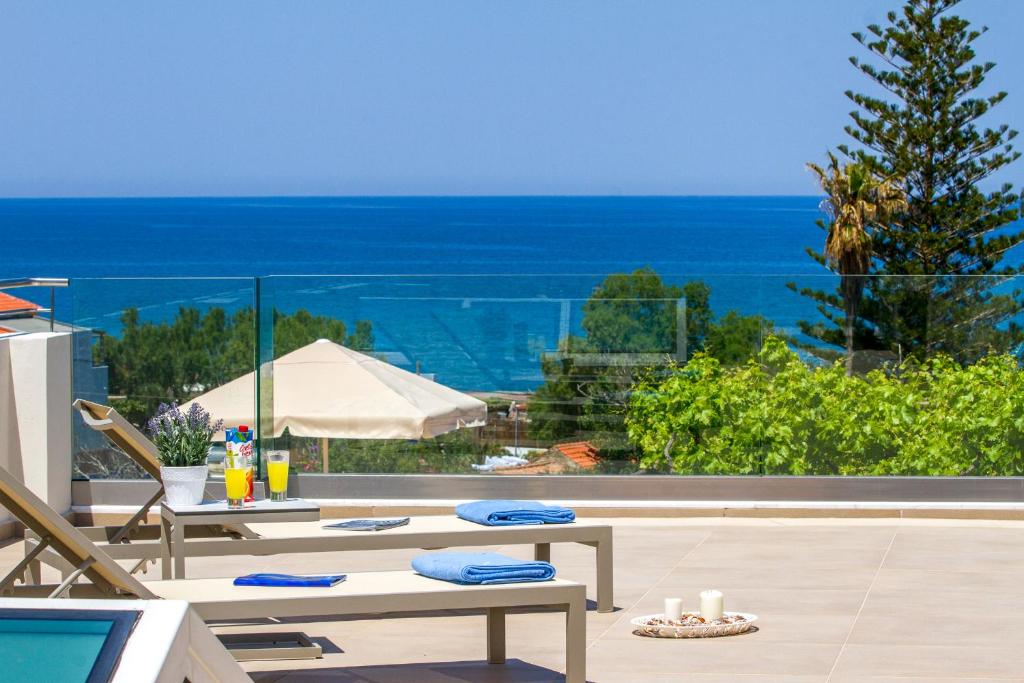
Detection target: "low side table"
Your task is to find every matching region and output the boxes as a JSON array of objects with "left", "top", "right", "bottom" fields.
[{"left": 159, "top": 499, "right": 321, "bottom": 579}]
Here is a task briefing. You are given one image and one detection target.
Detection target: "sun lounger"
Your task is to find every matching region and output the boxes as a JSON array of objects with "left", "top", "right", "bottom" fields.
[
  {"left": 38, "top": 513, "right": 614, "bottom": 611},
  {"left": 56, "top": 400, "right": 615, "bottom": 611},
  {"left": 0, "top": 464, "right": 588, "bottom": 681}
]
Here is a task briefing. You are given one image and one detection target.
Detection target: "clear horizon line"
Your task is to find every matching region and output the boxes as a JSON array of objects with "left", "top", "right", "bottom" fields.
[{"left": 0, "top": 192, "right": 823, "bottom": 201}]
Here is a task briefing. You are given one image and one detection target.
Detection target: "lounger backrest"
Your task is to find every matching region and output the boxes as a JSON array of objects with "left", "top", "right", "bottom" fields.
[
  {"left": 73, "top": 399, "right": 163, "bottom": 480},
  {"left": 0, "top": 464, "right": 156, "bottom": 598}
]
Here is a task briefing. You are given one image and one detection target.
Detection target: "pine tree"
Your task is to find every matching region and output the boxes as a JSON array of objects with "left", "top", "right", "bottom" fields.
[{"left": 796, "top": 0, "right": 1022, "bottom": 365}]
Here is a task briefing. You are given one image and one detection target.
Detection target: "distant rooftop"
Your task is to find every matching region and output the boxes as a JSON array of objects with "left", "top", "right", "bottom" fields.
[
  {"left": 0, "top": 292, "right": 40, "bottom": 316},
  {"left": 553, "top": 441, "right": 601, "bottom": 469},
  {"left": 0, "top": 291, "right": 82, "bottom": 335}
]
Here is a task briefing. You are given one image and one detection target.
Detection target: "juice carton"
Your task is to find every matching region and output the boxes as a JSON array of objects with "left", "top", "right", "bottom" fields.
[{"left": 225, "top": 425, "right": 255, "bottom": 502}]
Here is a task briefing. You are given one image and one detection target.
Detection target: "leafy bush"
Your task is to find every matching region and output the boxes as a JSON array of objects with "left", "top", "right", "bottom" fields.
[{"left": 626, "top": 336, "right": 1024, "bottom": 476}]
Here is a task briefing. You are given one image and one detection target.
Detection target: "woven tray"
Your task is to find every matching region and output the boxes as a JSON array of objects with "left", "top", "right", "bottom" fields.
[{"left": 631, "top": 612, "right": 757, "bottom": 638}]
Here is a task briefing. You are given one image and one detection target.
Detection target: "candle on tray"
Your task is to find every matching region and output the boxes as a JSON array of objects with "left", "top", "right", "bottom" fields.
[
  {"left": 699, "top": 589, "right": 723, "bottom": 621},
  {"left": 664, "top": 597, "right": 683, "bottom": 621}
]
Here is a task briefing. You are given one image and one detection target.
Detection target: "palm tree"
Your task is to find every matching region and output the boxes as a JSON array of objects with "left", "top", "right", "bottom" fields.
[{"left": 808, "top": 153, "right": 906, "bottom": 375}]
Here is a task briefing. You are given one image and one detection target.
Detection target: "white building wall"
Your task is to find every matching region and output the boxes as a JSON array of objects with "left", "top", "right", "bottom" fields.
[
  {"left": 0, "top": 332, "right": 73, "bottom": 531},
  {"left": 0, "top": 337, "right": 12, "bottom": 529}
]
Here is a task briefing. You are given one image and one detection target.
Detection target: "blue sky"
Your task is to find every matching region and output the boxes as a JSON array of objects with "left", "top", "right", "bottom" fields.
[{"left": 0, "top": 1, "right": 1021, "bottom": 197}]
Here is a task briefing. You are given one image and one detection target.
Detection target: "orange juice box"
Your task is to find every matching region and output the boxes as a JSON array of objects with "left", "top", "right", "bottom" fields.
[{"left": 225, "top": 425, "right": 256, "bottom": 502}]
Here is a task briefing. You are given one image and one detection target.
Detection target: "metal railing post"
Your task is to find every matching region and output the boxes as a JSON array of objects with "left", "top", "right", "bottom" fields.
[{"left": 0, "top": 278, "right": 69, "bottom": 333}]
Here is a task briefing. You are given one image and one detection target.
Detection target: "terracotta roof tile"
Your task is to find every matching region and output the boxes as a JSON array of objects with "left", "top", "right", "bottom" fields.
[
  {"left": 553, "top": 441, "right": 600, "bottom": 469},
  {"left": 0, "top": 292, "right": 40, "bottom": 315}
]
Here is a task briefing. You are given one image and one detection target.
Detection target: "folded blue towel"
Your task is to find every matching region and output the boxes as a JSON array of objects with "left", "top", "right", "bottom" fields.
[
  {"left": 412, "top": 552, "right": 556, "bottom": 585},
  {"left": 233, "top": 573, "right": 346, "bottom": 587},
  {"left": 456, "top": 499, "right": 576, "bottom": 526}
]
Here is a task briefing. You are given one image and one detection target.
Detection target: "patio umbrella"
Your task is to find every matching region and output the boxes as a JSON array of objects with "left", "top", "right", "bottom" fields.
[{"left": 182, "top": 339, "right": 487, "bottom": 472}]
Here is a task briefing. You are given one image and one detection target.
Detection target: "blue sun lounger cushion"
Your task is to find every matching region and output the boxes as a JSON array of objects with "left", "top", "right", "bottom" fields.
[
  {"left": 455, "top": 499, "right": 576, "bottom": 526},
  {"left": 412, "top": 551, "right": 556, "bottom": 585},
  {"left": 233, "top": 573, "right": 347, "bottom": 587}
]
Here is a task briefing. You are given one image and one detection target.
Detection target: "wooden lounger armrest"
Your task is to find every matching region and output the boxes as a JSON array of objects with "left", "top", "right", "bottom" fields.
[{"left": 73, "top": 399, "right": 115, "bottom": 430}]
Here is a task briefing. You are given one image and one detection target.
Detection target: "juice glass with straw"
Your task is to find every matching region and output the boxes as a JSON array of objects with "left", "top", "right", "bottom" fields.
[
  {"left": 224, "top": 454, "right": 247, "bottom": 509},
  {"left": 266, "top": 450, "right": 290, "bottom": 502}
]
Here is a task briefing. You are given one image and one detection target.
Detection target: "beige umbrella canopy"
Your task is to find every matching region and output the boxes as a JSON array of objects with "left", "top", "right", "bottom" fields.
[{"left": 182, "top": 339, "right": 487, "bottom": 471}]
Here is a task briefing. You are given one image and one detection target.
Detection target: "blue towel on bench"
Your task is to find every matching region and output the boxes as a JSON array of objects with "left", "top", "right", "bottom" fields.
[
  {"left": 233, "top": 573, "right": 346, "bottom": 587},
  {"left": 412, "top": 552, "right": 556, "bottom": 585},
  {"left": 456, "top": 499, "right": 576, "bottom": 526}
]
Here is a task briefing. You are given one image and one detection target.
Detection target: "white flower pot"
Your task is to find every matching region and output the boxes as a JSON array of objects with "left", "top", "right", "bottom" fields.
[{"left": 161, "top": 465, "right": 209, "bottom": 506}]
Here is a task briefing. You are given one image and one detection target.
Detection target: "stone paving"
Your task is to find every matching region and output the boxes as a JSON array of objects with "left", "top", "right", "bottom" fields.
[{"left": 5, "top": 516, "right": 1024, "bottom": 682}]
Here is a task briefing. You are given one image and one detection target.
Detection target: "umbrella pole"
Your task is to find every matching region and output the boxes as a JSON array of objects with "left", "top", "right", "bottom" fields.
[{"left": 321, "top": 437, "right": 330, "bottom": 474}]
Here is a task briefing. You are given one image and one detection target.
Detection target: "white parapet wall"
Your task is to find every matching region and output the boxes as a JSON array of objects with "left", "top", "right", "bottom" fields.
[{"left": 0, "top": 332, "right": 72, "bottom": 533}]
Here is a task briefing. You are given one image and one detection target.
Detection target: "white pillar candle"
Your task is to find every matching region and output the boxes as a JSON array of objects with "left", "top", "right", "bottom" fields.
[
  {"left": 699, "top": 589, "right": 723, "bottom": 621},
  {"left": 663, "top": 597, "right": 683, "bottom": 621}
]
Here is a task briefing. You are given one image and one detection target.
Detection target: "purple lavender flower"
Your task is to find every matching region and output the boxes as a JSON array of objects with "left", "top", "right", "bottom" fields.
[{"left": 148, "top": 401, "right": 222, "bottom": 468}]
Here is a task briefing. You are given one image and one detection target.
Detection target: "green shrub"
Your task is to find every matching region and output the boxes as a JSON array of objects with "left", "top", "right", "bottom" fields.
[{"left": 626, "top": 336, "right": 1024, "bottom": 476}]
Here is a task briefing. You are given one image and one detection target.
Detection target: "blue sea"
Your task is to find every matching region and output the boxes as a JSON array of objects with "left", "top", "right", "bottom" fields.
[
  {"left": 0, "top": 195, "right": 965, "bottom": 390},
  {"left": 2, "top": 196, "right": 822, "bottom": 276}
]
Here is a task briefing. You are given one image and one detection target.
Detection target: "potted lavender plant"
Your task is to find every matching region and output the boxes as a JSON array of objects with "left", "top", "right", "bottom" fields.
[{"left": 148, "top": 402, "right": 222, "bottom": 506}]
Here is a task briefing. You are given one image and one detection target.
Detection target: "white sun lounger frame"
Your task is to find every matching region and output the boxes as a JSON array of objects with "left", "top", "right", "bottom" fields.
[
  {"left": 0, "top": 464, "right": 588, "bottom": 682},
  {"left": 54, "top": 400, "right": 614, "bottom": 612}
]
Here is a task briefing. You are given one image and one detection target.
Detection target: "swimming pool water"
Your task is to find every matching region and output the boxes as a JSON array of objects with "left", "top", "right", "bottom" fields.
[
  {"left": 1, "top": 617, "right": 113, "bottom": 682},
  {"left": 0, "top": 609, "right": 139, "bottom": 683}
]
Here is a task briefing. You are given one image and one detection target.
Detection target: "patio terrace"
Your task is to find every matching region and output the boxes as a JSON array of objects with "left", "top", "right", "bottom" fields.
[{"left": 4, "top": 515, "right": 1022, "bottom": 682}]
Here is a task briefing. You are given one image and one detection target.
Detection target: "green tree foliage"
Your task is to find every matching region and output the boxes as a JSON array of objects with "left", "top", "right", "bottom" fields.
[
  {"left": 627, "top": 336, "right": 1024, "bottom": 476},
  {"left": 95, "top": 306, "right": 373, "bottom": 425},
  {"left": 797, "top": 0, "right": 1023, "bottom": 365},
  {"left": 326, "top": 430, "right": 491, "bottom": 474},
  {"left": 580, "top": 269, "right": 684, "bottom": 353},
  {"left": 346, "top": 320, "right": 375, "bottom": 352},
  {"left": 678, "top": 280, "right": 713, "bottom": 358},
  {"left": 705, "top": 311, "right": 774, "bottom": 367},
  {"left": 529, "top": 268, "right": 770, "bottom": 449}
]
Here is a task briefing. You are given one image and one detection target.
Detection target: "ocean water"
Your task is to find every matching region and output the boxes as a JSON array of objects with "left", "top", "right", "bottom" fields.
[
  {"left": 1, "top": 195, "right": 823, "bottom": 276},
  {"left": 0, "top": 195, "right": 925, "bottom": 389}
]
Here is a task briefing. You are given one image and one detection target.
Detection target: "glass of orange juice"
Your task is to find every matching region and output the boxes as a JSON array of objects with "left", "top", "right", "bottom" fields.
[
  {"left": 224, "top": 455, "right": 248, "bottom": 509},
  {"left": 266, "top": 450, "right": 290, "bottom": 502}
]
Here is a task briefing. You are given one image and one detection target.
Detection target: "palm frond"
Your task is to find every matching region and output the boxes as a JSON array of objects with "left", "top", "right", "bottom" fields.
[{"left": 807, "top": 153, "right": 907, "bottom": 276}]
